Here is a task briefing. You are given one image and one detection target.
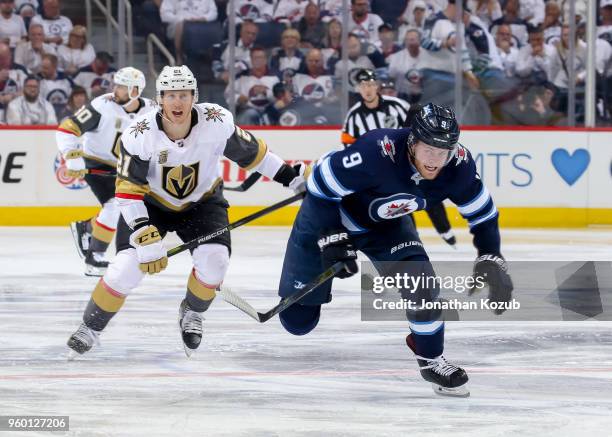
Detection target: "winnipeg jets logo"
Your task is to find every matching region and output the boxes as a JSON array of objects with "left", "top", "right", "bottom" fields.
[
  {"left": 384, "top": 201, "right": 417, "bottom": 218},
  {"left": 378, "top": 135, "right": 396, "bottom": 162},
  {"left": 129, "top": 119, "right": 150, "bottom": 138},
  {"left": 454, "top": 145, "right": 468, "bottom": 166},
  {"left": 204, "top": 107, "right": 224, "bottom": 122},
  {"left": 293, "top": 280, "right": 306, "bottom": 290}
]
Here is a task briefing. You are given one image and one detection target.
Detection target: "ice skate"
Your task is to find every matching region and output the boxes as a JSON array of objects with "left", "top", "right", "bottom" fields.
[
  {"left": 440, "top": 230, "right": 457, "bottom": 248},
  {"left": 84, "top": 251, "right": 109, "bottom": 277},
  {"left": 179, "top": 299, "right": 203, "bottom": 357},
  {"left": 67, "top": 323, "right": 100, "bottom": 359},
  {"left": 70, "top": 220, "right": 91, "bottom": 259},
  {"left": 406, "top": 334, "right": 469, "bottom": 397}
]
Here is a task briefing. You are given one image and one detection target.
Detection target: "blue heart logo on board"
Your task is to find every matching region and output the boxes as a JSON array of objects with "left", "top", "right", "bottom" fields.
[{"left": 551, "top": 148, "right": 590, "bottom": 186}]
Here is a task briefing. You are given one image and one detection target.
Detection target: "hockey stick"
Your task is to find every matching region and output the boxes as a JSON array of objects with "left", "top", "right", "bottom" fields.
[
  {"left": 166, "top": 192, "right": 304, "bottom": 258},
  {"left": 217, "top": 262, "right": 347, "bottom": 323},
  {"left": 224, "top": 172, "right": 262, "bottom": 192}
]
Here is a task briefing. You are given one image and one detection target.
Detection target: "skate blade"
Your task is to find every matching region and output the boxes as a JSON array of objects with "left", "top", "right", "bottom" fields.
[
  {"left": 69, "top": 222, "right": 87, "bottom": 259},
  {"left": 183, "top": 344, "right": 195, "bottom": 358},
  {"left": 432, "top": 383, "right": 470, "bottom": 397},
  {"left": 67, "top": 349, "right": 79, "bottom": 361},
  {"left": 85, "top": 265, "right": 107, "bottom": 277}
]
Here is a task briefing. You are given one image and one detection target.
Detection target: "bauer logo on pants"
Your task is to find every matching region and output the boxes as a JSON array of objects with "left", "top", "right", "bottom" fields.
[{"left": 162, "top": 162, "right": 199, "bottom": 199}]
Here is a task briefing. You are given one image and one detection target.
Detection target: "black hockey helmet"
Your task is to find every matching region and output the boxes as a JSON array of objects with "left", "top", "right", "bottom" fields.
[
  {"left": 355, "top": 68, "right": 377, "bottom": 83},
  {"left": 409, "top": 103, "right": 460, "bottom": 150}
]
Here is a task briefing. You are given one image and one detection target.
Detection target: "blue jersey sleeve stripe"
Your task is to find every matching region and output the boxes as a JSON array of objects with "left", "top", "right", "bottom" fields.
[
  {"left": 308, "top": 167, "right": 340, "bottom": 201},
  {"left": 457, "top": 185, "right": 490, "bottom": 216},
  {"left": 468, "top": 205, "right": 498, "bottom": 228},
  {"left": 462, "top": 197, "right": 494, "bottom": 219},
  {"left": 321, "top": 157, "right": 353, "bottom": 197}
]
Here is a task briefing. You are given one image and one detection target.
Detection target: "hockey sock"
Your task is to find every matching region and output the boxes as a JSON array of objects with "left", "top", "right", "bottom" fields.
[
  {"left": 83, "top": 279, "right": 126, "bottom": 331},
  {"left": 185, "top": 269, "right": 216, "bottom": 312},
  {"left": 408, "top": 320, "right": 445, "bottom": 359},
  {"left": 90, "top": 218, "right": 115, "bottom": 252}
]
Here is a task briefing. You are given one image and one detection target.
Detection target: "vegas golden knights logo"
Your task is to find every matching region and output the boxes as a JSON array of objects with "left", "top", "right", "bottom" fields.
[{"left": 162, "top": 163, "right": 199, "bottom": 199}]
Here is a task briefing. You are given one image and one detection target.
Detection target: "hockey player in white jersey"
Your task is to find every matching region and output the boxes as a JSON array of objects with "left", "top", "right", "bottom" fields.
[
  {"left": 67, "top": 65, "right": 306, "bottom": 357},
  {"left": 56, "top": 67, "right": 156, "bottom": 276}
]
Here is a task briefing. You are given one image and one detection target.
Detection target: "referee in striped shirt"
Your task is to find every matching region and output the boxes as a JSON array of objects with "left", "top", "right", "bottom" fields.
[{"left": 341, "top": 69, "right": 457, "bottom": 247}]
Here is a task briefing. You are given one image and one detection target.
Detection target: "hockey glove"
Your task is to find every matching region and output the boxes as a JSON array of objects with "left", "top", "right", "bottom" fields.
[
  {"left": 65, "top": 155, "right": 87, "bottom": 179},
  {"left": 273, "top": 162, "right": 311, "bottom": 194},
  {"left": 317, "top": 230, "right": 358, "bottom": 279},
  {"left": 129, "top": 224, "right": 168, "bottom": 274},
  {"left": 470, "top": 254, "right": 514, "bottom": 315}
]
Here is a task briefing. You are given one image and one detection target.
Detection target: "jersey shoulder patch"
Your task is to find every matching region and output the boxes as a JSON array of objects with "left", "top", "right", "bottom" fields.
[
  {"left": 451, "top": 144, "right": 471, "bottom": 167},
  {"left": 196, "top": 103, "right": 235, "bottom": 139},
  {"left": 90, "top": 93, "right": 115, "bottom": 112},
  {"left": 120, "top": 112, "right": 156, "bottom": 159}
]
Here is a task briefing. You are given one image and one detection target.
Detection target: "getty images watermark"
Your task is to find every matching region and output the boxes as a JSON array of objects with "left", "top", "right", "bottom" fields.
[{"left": 361, "top": 260, "right": 612, "bottom": 321}]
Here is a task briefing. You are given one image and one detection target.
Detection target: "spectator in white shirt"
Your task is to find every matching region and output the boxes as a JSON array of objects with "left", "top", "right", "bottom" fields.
[
  {"left": 348, "top": 0, "right": 384, "bottom": 45},
  {"left": 38, "top": 52, "right": 72, "bottom": 116},
  {"left": 0, "top": 0, "right": 26, "bottom": 48},
  {"left": 598, "top": 0, "right": 612, "bottom": 45},
  {"left": 228, "top": 0, "right": 273, "bottom": 24},
  {"left": 467, "top": 0, "right": 502, "bottom": 28},
  {"left": 6, "top": 74, "right": 57, "bottom": 124},
  {"left": 542, "top": 1, "right": 561, "bottom": 44},
  {"left": 495, "top": 23, "right": 518, "bottom": 77},
  {"left": 14, "top": 0, "right": 38, "bottom": 18},
  {"left": 212, "top": 20, "right": 258, "bottom": 82},
  {"left": 31, "top": 0, "right": 72, "bottom": 46},
  {"left": 57, "top": 25, "right": 95, "bottom": 76},
  {"left": 515, "top": 25, "right": 555, "bottom": 83},
  {"left": 0, "top": 41, "right": 28, "bottom": 115},
  {"left": 273, "top": 0, "right": 308, "bottom": 23},
  {"left": 160, "top": 0, "right": 218, "bottom": 64},
  {"left": 398, "top": 0, "right": 428, "bottom": 43},
  {"left": 518, "top": 0, "right": 544, "bottom": 27},
  {"left": 14, "top": 22, "right": 55, "bottom": 74},
  {"left": 387, "top": 28, "right": 423, "bottom": 103}
]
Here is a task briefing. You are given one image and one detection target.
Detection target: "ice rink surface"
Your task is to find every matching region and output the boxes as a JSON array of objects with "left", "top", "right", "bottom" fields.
[{"left": 0, "top": 226, "right": 611, "bottom": 437}]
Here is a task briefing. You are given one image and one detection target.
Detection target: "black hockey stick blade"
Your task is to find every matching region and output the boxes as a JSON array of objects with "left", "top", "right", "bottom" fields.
[
  {"left": 224, "top": 172, "right": 262, "bottom": 192},
  {"left": 218, "top": 262, "right": 347, "bottom": 323},
  {"left": 166, "top": 192, "right": 304, "bottom": 258}
]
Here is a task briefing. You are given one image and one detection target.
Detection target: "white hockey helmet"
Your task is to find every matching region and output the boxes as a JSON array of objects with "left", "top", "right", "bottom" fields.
[
  {"left": 113, "top": 66, "right": 146, "bottom": 105},
  {"left": 156, "top": 65, "right": 198, "bottom": 104}
]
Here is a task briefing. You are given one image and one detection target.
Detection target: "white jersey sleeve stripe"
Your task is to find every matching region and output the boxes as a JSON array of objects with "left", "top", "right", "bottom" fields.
[
  {"left": 457, "top": 186, "right": 490, "bottom": 216},
  {"left": 321, "top": 157, "right": 353, "bottom": 197}
]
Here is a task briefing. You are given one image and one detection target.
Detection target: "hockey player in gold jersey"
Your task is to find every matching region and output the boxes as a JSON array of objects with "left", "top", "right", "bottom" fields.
[
  {"left": 67, "top": 65, "right": 307, "bottom": 357},
  {"left": 56, "top": 67, "right": 157, "bottom": 276}
]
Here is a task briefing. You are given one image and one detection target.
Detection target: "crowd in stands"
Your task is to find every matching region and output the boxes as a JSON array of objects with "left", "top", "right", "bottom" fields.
[
  {"left": 0, "top": 0, "right": 116, "bottom": 125},
  {"left": 2, "top": 0, "right": 612, "bottom": 126}
]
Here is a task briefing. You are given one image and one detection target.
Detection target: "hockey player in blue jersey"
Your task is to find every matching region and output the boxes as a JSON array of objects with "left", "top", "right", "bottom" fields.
[{"left": 277, "top": 103, "right": 513, "bottom": 396}]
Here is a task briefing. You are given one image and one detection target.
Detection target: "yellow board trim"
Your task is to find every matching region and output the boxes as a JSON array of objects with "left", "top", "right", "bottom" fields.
[{"left": 0, "top": 206, "right": 611, "bottom": 227}]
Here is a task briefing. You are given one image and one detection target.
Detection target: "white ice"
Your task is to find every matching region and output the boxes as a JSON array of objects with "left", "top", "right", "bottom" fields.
[{"left": 0, "top": 226, "right": 611, "bottom": 437}]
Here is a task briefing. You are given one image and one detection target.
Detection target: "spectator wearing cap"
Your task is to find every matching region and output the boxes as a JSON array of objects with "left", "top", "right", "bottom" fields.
[
  {"left": 56, "top": 84, "right": 86, "bottom": 121},
  {"left": 160, "top": 0, "right": 218, "bottom": 65},
  {"left": 6, "top": 74, "right": 56, "bottom": 124},
  {"left": 542, "top": 1, "right": 561, "bottom": 44},
  {"left": 387, "top": 28, "right": 423, "bottom": 103},
  {"left": 296, "top": 2, "right": 326, "bottom": 48},
  {"left": 229, "top": 0, "right": 273, "bottom": 24},
  {"left": 72, "top": 51, "right": 116, "bottom": 98},
  {"left": 293, "top": 48, "right": 335, "bottom": 103},
  {"left": 38, "top": 52, "right": 72, "bottom": 117},
  {"left": 226, "top": 47, "right": 279, "bottom": 125},
  {"left": 14, "top": 22, "right": 55, "bottom": 74},
  {"left": 262, "top": 81, "right": 295, "bottom": 125},
  {"left": 489, "top": 0, "right": 529, "bottom": 48},
  {"left": 467, "top": 0, "right": 502, "bottom": 28},
  {"left": 379, "top": 78, "right": 398, "bottom": 97},
  {"left": 56, "top": 25, "right": 95, "bottom": 77},
  {"left": 31, "top": 0, "right": 73, "bottom": 46},
  {"left": 599, "top": 0, "right": 612, "bottom": 46},
  {"left": 348, "top": 0, "right": 384, "bottom": 45},
  {"left": 15, "top": 0, "right": 38, "bottom": 19},
  {"left": 273, "top": 0, "right": 308, "bottom": 23},
  {"left": 0, "top": 0, "right": 26, "bottom": 48},
  {"left": 330, "top": 33, "right": 387, "bottom": 88},
  {"left": 515, "top": 24, "right": 555, "bottom": 84},
  {"left": 495, "top": 23, "right": 518, "bottom": 77},
  {"left": 377, "top": 22, "right": 401, "bottom": 59},
  {"left": 213, "top": 20, "right": 258, "bottom": 82},
  {"left": 0, "top": 41, "right": 28, "bottom": 119},
  {"left": 341, "top": 68, "right": 410, "bottom": 146},
  {"left": 398, "top": 0, "right": 428, "bottom": 42},
  {"left": 269, "top": 28, "right": 305, "bottom": 83}
]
